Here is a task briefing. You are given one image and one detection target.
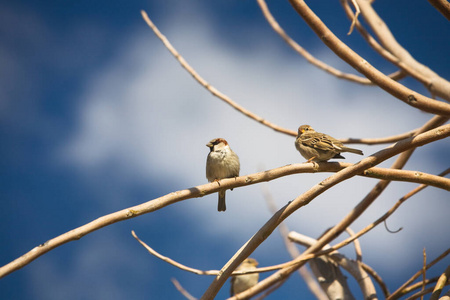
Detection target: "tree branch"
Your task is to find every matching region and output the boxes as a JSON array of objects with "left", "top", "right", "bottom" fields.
[
  {"left": 263, "top": 185, "right": 329, "bottom": 300},
  {"left": 226, "top": 117, "right": 448, "bottom": 299},
  {"left": 2, "top": 120, "right": 447, "bottom": 280},
  {"left": 203, "top": 125, "right": 450, "bottom": 299},
  {"left": 341, "top": 0, "right": 432, "bottom": 87},
  {"left": 427, "top": 0, "right": 450, "bottom": 21},
  {"left": 387, "top": 248, "right": 450, "bottom": 300},
  {"left": 132, "top": 230, "right": 284, "bottom": 276},
  {"left": 429, "top": 265, "right": 450, "bottom": 300},
  {"left": 288, "top": 0, "right": 450, "bottom": 115},
  {"left": 355, "top": 0, "right": 450, "bottom": 101},
  {"left": 256, "top": 0, "right": 405, "bottom": 85},
  {"left": 171, "top": 278, "right": 198, "bottom": 300}
]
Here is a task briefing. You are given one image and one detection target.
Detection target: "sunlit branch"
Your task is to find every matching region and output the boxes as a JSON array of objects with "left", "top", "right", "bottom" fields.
[
  {"left": 256, "top": 0, "right": 403, "bottom": 85},
  {"left": 355, "top": 0, "right": 450, "bottom": 102},
  {"left": 204, "top": 125, "right": 450, "bottom": 299},
  {"left": 225, "top": 117, "right": 448, "bottom": 299},
  {"left": 263, "top": 185, "right": 329, "bottom": 300},
  {"left": 288, "top": 0, "right": 450, "bottom": 115}
]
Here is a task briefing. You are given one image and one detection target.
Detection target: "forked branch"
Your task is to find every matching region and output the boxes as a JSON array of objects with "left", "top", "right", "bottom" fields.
[{"left": 288, "top": 0, "right": 450, "bottom": 115}]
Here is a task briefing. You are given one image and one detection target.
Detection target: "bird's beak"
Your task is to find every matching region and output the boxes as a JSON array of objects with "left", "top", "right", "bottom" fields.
[{"left": 206, "top": 142, "right": 213, "bottom": 148}]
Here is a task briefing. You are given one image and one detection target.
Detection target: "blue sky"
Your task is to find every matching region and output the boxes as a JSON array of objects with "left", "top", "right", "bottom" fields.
[{"left": 1, "top": 1, "right": 449, "bottom": 299}]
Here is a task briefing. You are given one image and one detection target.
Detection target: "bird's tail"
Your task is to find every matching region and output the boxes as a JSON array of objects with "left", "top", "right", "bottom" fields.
[
  {"left": 342, "top": 147, "right": 363, "bottom": 155},
  {"left": 218, "top": 190, "right": 226, "bottom": 212}
]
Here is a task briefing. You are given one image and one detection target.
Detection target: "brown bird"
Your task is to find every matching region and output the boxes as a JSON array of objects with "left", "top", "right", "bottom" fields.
[
  {"left": 206, "top": 138, "right": 240, "bottom": 212},
  {"left": 295, "top": 125, "right": 363, "bottom": 162},
  {"left": 230, "top": 258, "right": 259, "bottom": 296}
]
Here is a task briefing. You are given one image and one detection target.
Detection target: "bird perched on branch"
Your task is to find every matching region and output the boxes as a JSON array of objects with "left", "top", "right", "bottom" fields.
[
  {"left": 206, "top": 138, "right": 240, "bottom": 212},
  {"left": 230, "top": 258, "right": 259, "bottom": 296},
  {"left": 295, "top": 125, "right": 363, "bottom": 162}
]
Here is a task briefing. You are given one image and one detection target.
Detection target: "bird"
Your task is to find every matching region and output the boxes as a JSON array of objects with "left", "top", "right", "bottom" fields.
[
  {"left": 295, "top": 125, "right": 363, "bottom": 162},
  {"left": 206, "top": 138, "right": 240, "bottom": 212},
  {"left": 230, "top": 258, "right": 259, "bottom": 296}
]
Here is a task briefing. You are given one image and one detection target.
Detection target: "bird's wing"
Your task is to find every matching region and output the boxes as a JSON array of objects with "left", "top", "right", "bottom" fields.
[{"left": 302, "top": 134, "right": 335, "bottom": 151}]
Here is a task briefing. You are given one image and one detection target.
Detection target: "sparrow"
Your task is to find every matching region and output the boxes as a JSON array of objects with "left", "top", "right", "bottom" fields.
[
  {"left": 206, "top": 138, "right": 240, "bottom": 212},
  {"left": 295, "top": 125, "right": 363, "bottom": 162},
  {"left": 230, "top": 258, "right": 259, "bottom": 296}
]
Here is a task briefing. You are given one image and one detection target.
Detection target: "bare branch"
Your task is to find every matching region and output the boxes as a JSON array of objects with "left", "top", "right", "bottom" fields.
[
  {"left": 339, "top": 129, "right": 415, "bottom": 144},
  {"left": 225, "top": 116, "right": 448, "bottom": 299},
  {"left": 263, "top": 185, "right": 329, "bottom": 300},
  {"left": 430, "top": 265, "right": 450, "bottom": 300},
  {"left": 253, "top": 279, "right": 288, "bottom": 300},
  {"left": 132, "top": 230, "right": 284, "bottom": 276},
  {"left": 204, "top": 125, "right": 450, "bottom": 299},
  {"left": 288, "top": 0, "right": 450, "bottom": 115},
  {"left": 132, "top": 230, "right": 219, "bottom": 276},
  {"left": 290, "top": 232, "right": 376, "bottom": 300},
  {"left": 405, "top": 286, "right": 437, "bottom": 300},
  {"left": 347, "top": 0, "right": 360, "bottom": 35},
  {"left": 388, "top": 248, "right": 450, "bottom": 300},
  {"left": 423, "top": 249, "right": 428, "bottom": 300},
  {"left": 330, "top": 167, "right": 449, "bottom": 261},
  {"left": 171, "top": 278, "right": 198, "bottom": 300},
  {"left": 140, "top": 10, "right": 296, "bottom": 137},
  {"left": 360, "top": 262, "right": 390, "bottom": 298},
  {"left": 340, "top": 0, "right": 428, "bottom": 84},
  {"left": 287, "top": 167, "right": 449, "bottom": 284},
  {"left": 427, "top": 0, "right": 450, "bottom": 21},
  {"left": 345, "top": 227, "right": 362, "bottom": 261},
  {"left": 2, "top": 119, "right": 447, "bottom": 280},
  {"left": 393, "top": 277, "right": 440, "bottom": 299},
  {"left": 355, "top": 0, "right": 450, "bottom": 101},
  {"left": 256, "top": 0, "right": 402, "bottom": 85}
]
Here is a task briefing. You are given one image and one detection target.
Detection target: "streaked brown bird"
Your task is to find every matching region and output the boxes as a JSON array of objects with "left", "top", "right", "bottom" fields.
[{"left": 295, "top": 125, "right": 363, "bottom": 162}]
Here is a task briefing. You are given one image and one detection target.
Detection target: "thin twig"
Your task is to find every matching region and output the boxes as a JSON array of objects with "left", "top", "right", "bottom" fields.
[
  {"left": 422, "top": 248, "right": 427, "bottom": 300},
  {"left": 256, "top": 0, "right": 392, "bottom": 85},
  {"left": 401, "top": 277, "right": 440, "bottom": 297},
  {"left": 360, "top": 262, "right": 390, "bottom": 298},
  {"left": 253, "top": 279, "right": 288, "bottom": 300},
  {"left": 140, "top": 10, "right": 296, "bottom": 137},
  {"left": 132, "top": 230, "right": 285, "bottom": 275},
  {"left": 347, "top": 0, "right": 360, "bottom": 35},
  {"left": 171, "top": 278, "right": 198, "bottom": 300},
  {"left": 387, "top": 248, "right": 450, "bottom": 300},
  {"left": 340, "top": 0, "right": 425, "bottom": 84},
  {"left": 339, "top": 129, "right": 415, "bottom": 144},
  {"left": 405, "top": 286, "right": 438, "bottom": 300},
  {"left": 345, "top": 227, "right": 362, "bottom": 262},
  {"left": 383, "top": 219, "right": 402, "bottom": 234}
]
